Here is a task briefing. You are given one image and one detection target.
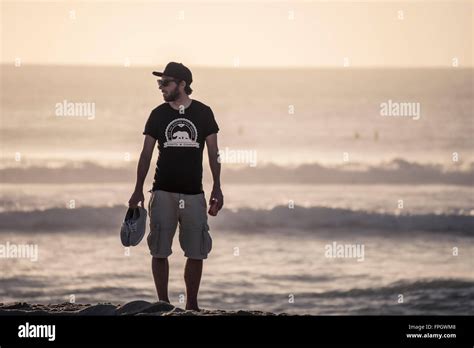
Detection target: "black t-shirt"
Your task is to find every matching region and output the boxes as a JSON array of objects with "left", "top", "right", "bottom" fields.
[{"left": 143, "top": 99, "right": 219, "bottom": 194}]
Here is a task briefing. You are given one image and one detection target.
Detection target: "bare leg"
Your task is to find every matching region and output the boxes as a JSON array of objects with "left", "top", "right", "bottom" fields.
[
  {"left": 151, "top": 257, "right": 170, "bottom": 303},
  {"left": 184, "top": 258, "right": 203, "bottom": 311}
]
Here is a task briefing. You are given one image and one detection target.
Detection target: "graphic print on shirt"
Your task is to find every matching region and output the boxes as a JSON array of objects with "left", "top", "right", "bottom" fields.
[{"left": 163, "top": 118, "right": 199, "bottom": 148}]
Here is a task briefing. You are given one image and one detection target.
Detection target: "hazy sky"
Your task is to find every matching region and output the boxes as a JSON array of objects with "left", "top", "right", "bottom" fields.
[{"left": 1, "top": 0, "right": 472, "bottom": 67}]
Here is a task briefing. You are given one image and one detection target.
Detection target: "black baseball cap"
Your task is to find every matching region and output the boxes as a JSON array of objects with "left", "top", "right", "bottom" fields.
[{"left": 153, "top": 62, "right": 193, "bottom": 85}]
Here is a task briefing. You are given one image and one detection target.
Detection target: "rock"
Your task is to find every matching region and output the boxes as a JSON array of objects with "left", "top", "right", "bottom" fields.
[
  {"left": 77, "top": 304, "right": 117, "bottom": 316},
  {"left": 1, "top": 302, "right": 32, "bottom": 310},
  {"left": 163, "top": 308, "right": 200, "bottom": 317},
  {"left": 134, "top": 312, "right": 165, "bottom": 316},
  {"left": 0, "top": 309, "right": 52, "bottom": 316},
  {"left": 162, "top": 307, "right": 185, "bottom": 316},
  {"left": 115, "top": 300, "right": 153, "bottom": 315},
  {"left": 0, "top": 301, "right": 287, "bottom": 316},
  {"left": 141, "top": 301, "right": 175, "bottom": 314}
]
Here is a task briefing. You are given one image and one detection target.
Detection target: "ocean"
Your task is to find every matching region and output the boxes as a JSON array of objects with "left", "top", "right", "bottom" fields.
[{"left": 0, "top": 65, "right": 473, "bottom": 314}]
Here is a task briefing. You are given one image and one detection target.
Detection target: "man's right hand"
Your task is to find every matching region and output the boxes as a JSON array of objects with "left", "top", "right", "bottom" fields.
[{"left": 128, "top": 190, "right": 145, "bottom": 208}]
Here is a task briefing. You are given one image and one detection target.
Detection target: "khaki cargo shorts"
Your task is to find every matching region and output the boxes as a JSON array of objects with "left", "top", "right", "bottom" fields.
[{"left": 147, "top": 190, "right": 212, "bottom": 260}]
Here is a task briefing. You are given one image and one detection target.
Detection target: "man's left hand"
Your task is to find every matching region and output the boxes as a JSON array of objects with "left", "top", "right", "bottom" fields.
[{"left": 210, "top": 186, "right": 224, "bottom": 211}]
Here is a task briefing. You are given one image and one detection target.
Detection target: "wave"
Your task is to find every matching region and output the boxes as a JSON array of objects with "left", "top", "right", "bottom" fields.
[
  {"left": 0, "top": 161, "right": 135, "bottom": 183},
  {"left": 226, "top": 278, "right": 474, "bottom": 315},
  {"left": 204, "top": 278, "right": 473, "bottom": 315},
  {"left": 0, "top": 204, "right": 472, "bottom": 236},
  {"left": 308, "top": 278, "right": 474, "bottom": 299},
  {"left": 225, "top": 159, "right": 474, "bottom": 186},
  {"left": 0, "top": 158, "right": 473, "bottom": 185}
]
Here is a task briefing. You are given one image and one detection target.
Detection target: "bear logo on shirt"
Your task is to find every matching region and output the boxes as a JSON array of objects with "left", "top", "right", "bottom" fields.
[
  {"left": 164, "top": 118, "right": 199, "bottom": 148},
  {"left": 172, "top": 131, "right": 190, "bottom": 140}
]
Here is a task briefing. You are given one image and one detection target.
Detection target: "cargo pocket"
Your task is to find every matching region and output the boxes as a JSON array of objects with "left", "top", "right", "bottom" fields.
[
  {"left": 149, "top": 190, "right": 159, "bottom": 220},
  {"left": 147, "top": 191, "right": 154, "bottom": 219},
  {"left": 200, "top": 222, "right": 212, "bottom": 255},
  {"left": 147, "top": 222, "right": 160, "bottom": 254}
]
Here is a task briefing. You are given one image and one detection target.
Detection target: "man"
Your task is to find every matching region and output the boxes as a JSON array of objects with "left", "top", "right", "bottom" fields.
[{"left": 128, "top": 62, "right": 223, "bottom": 311}]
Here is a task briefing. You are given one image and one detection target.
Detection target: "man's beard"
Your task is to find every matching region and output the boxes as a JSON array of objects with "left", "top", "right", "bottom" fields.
[{"left": 163, "top": 85, "right": 180, "bottom": 102}]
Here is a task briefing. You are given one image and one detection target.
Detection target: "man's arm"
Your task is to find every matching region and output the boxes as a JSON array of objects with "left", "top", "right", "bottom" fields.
[
  {"left": 129, "top": 135, "right": 156, "bottom": 208},
  {"left": 205, "top": 133, "right": 224, "bottom": 211}
]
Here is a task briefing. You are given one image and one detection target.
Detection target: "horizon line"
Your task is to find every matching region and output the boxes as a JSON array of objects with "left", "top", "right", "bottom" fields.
[{"left": 2, "top": 63, "right": 473, "bottom": 70}]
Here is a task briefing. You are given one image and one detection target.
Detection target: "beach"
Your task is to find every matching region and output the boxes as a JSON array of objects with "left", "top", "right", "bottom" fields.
[{"left": 1, "top": 66, "right": 473, "bottom": 316}]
